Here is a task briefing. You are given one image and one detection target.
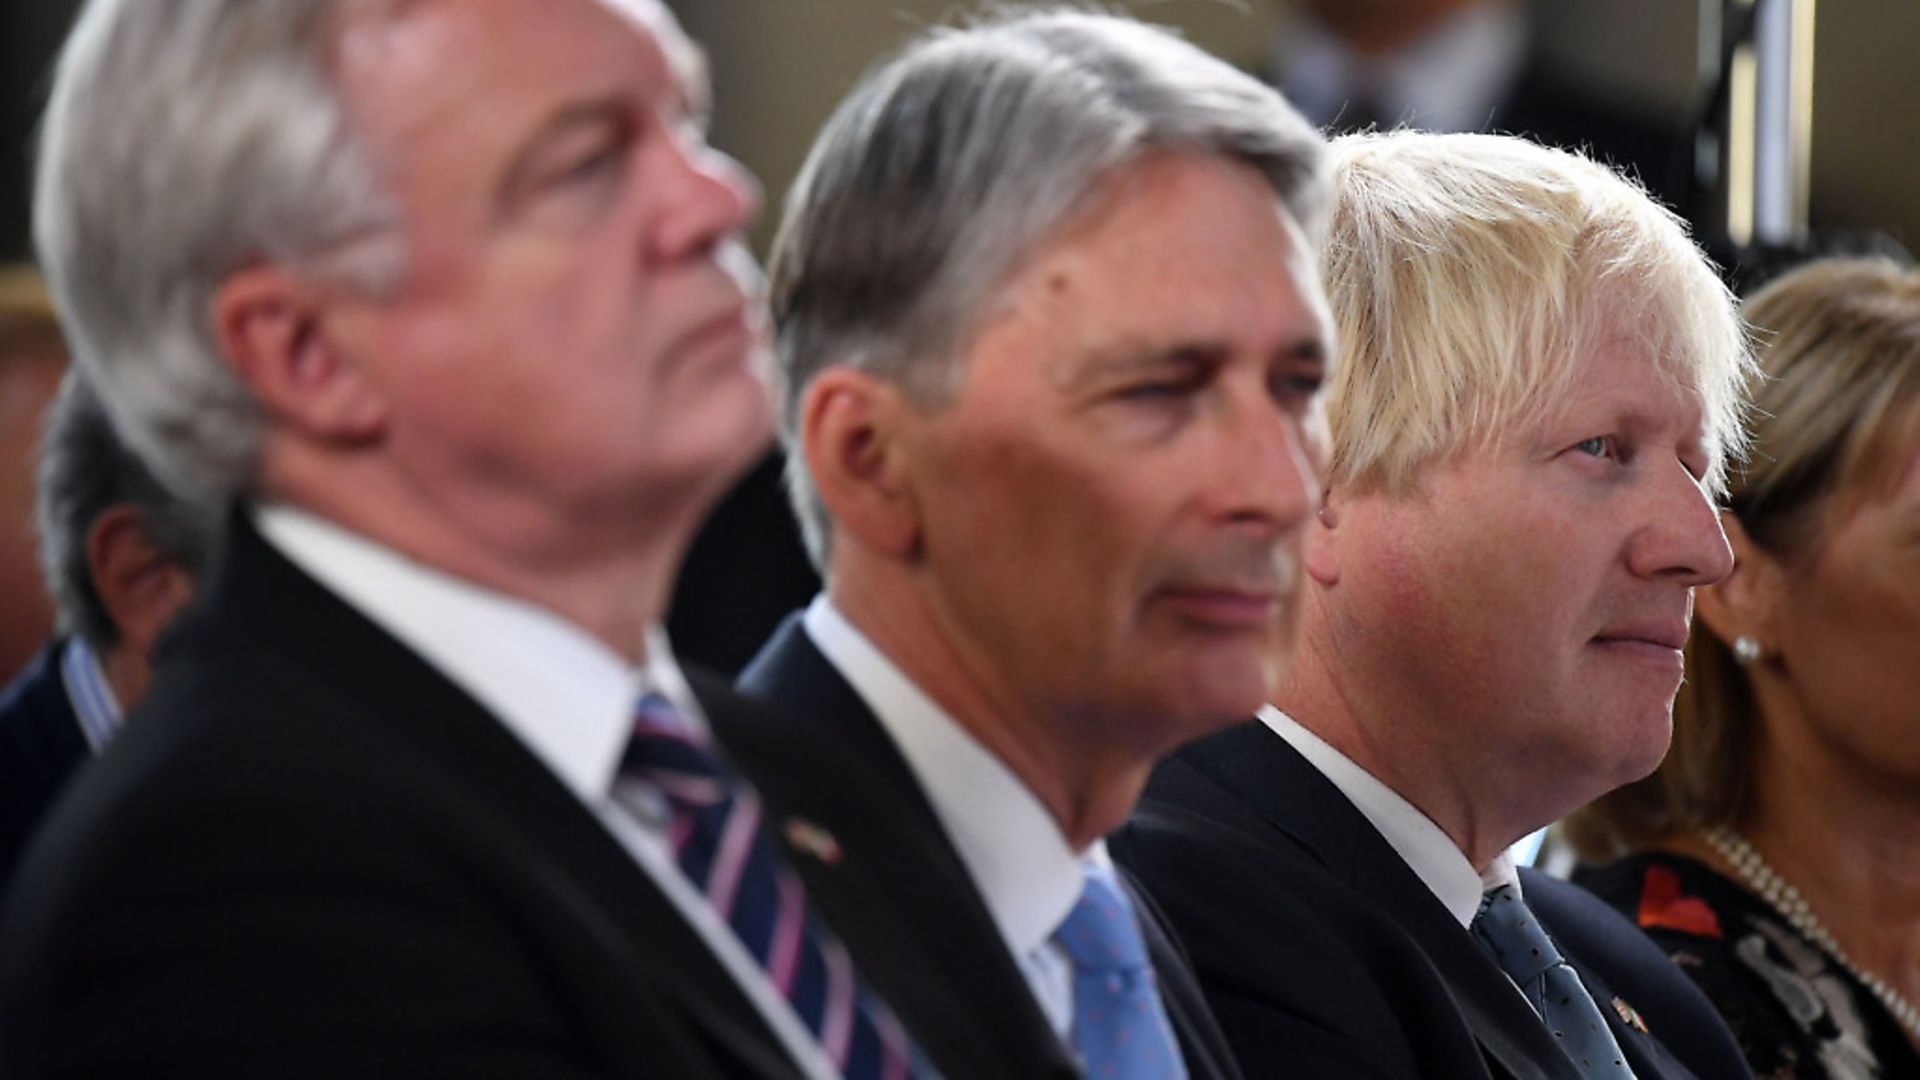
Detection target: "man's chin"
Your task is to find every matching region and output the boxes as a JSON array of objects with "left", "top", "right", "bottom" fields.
[
  {"left": 1597, "top": 705, "right": 1677, "bottom": 789},
  {"left": 1153, "top": 652, "right": 1276, "bottom": 735}
]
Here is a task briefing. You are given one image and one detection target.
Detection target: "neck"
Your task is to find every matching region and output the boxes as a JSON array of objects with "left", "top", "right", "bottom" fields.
[
  {"left": 1278, "top": 609, "right": 1530, "bottom": 870},
  {"left": 1732, "top": 690, "right": 1920, "bottom": 1008},
  {"left": 267, "top": 453, "right": 693, "bottom": 665},
  {"left": 829, "top": 559, "right": 1149, "bottom": 850},
  {"left": 98, "top": 642, "right": 148, "bottom": 713}
]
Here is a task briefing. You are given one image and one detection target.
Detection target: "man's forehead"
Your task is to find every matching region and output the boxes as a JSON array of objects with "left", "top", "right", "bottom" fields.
[
  {"left": 590, "top": 0, "right": 712, "bottom": 110},
  {"left": 334, "top": 0, "right": 708, "bottom": 155},
  {"left": 341, "top": 0, "right": 701, "bottom": 90}
]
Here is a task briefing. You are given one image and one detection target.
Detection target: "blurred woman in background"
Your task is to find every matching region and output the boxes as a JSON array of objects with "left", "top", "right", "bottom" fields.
[{"left": 1567, "top": 257, "right": 1920, "bottom": 1078}]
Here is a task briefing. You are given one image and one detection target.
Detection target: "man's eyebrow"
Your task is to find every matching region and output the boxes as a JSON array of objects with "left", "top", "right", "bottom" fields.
[
  {"left": 1055, "top": 340, "right": 1226, "bottom": 393},
  {"left": 492, "top": 94, "right": 630, "bottom": 211}
]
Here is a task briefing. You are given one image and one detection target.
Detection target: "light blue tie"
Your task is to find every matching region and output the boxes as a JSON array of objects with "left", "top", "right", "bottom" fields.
[
  {"left": 1472, "top": 884, "right": 1635, "bottom": 1078},
  {"left": 1052, "top": 864, "right": 1188, "bottom": 1080}
]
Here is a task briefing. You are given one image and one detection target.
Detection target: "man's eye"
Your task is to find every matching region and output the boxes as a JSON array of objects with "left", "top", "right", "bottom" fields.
[
  {"left": 1272, "top": 373, "right": 1324, "bottom": 401},
  {"left": 553, "top": 143, "right": 625, "bottom": 189},
  {"left": 1119, "top": 376, "right": 1202, "bottom": 402},
  {"left": 1573, "top": 435, "right": 1615, "bottom": 458}
]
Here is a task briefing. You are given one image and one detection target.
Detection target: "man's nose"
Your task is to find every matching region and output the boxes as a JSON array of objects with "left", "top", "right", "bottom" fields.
[{"left": 1628, "top": 459, "right": 1735, "bottom": 587}]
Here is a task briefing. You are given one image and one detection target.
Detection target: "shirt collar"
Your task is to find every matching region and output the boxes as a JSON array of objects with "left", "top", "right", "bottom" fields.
[
  {"left": 803, "top": 594, "right": 1086, "bottom": 958},
  {"left": 1278, "top": 2, "right": 1527, "bottom": 134},
  {"left": 59, "top": 636, "right": 123, "bottom": 753},
  {"left": 1258, "top": 705, "right": 1518, "bottom": 926},
  {"left": 254, "top": 503, "right": 690, "bottom": 801}
]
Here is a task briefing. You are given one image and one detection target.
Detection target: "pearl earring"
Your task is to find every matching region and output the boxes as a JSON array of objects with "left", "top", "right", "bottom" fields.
[{"left": 1733, "top": 636, "right": 1763, "bottom": 665}]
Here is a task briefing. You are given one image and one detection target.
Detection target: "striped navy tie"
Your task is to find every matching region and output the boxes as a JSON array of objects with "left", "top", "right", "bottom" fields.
[{"left": 623, "top": 693, "right": 921, "bottom": 1079}]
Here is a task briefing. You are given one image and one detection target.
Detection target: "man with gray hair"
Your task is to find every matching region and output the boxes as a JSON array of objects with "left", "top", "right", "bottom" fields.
[
  {"left": 722, "top": 10, "right": 1331, "bottom": 1079},
  {"left": 1, "top": 369, "right": 213, "bottom": 892},
  {"left": 1, "top": 2, "right": 923, "bottom": 1077}
]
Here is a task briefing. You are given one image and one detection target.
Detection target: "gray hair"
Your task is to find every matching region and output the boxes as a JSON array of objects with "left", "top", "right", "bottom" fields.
[
  {"left": 33, "top": 0, "right": 406, "bottom": 504},
  {"left": 36, "top": 370, "right": 218, "bottom": 653},
  {"left": 769, "top": 8, "right": 1328, "bottom": 568}
]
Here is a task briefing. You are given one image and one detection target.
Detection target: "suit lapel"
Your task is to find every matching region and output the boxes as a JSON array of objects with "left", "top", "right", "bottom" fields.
[
  {"left": 1117, "top": 867, "right": 1246, "bottom": 1080},
  {"left": 1555, "top": 934, "right": 1696, "bottom": 1080},
  {"left": 725, "top": 618, "right": 1079, "bottom": 1079},
  {"left": 1178, "top": 723, "right": 1584, "bottom": 1080},
  {"left": 201, "top": 517, "right": 804, "bottom": 1079}
]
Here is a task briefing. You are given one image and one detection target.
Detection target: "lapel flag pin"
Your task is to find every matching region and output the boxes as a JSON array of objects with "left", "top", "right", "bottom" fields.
[
  {"left": 1611, "top": 996, "right": 1649, "bottom": 1034},
  {"left": 783, "top": 818, "right": 844, "bottom": 866}
]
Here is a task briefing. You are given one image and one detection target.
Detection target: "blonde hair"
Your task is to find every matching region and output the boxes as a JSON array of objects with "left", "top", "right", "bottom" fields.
[
  {"left": 1566, "top": 256, "right": 1920, "bottom": 859},
  {"left": 1319, "top": 131, "right": 1753, "bottom": 498}
]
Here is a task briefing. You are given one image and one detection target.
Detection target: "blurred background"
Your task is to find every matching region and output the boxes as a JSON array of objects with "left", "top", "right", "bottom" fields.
[{"left": 2, "top": 0, "right": 1917, "bottom": 681}]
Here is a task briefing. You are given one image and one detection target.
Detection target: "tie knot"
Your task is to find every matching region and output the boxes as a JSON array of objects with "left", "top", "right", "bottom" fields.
[
  {"left": 634, "top": 690, "right": 695, "bottom": 736},
  {"left": 1054, "top": 865, "right": 1151, "bottom": 974},
  {"left": 623, "top": 691, "right": 730, "bottom": 804},
  {"left": 1472, "top": 883, "right": 1565, "bottom": 983},
  {"left": 1472, "top": 885, "right": 1636, "bottom": 1077}
]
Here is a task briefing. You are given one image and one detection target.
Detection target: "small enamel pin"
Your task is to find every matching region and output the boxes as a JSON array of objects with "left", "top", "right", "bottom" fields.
[
  {"left": 1611, "top": 996, "right": 1649, "bottom": 1034},
  {"left": 783, "top": 818, "right": 844, "bottom": 866}
]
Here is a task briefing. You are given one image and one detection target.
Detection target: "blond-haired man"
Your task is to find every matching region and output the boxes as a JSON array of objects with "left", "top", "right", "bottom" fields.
[{"left": 1115, "top": 131, "right": 1756, "bottom": 1080}]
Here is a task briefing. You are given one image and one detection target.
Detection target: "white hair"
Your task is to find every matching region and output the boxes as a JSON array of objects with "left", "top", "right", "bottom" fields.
[{"left": 34, "top": 0, "right": 407, "bottom": 503}]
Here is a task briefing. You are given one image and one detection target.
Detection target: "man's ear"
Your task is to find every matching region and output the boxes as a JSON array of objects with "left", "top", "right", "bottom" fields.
[
  {"left": 800, "top": 367, "right": 921, "bottom": 561},
  {"left": 211, "top": 265, "right": 386, "bottom": 442},
  {"left": 86, "top": 505, "right": 195, "bottom": 663},
  {"left": 1695, "top": 511, "right": 1785, "bottom": 652},
  {"left": 1305, "top": 486, "right": 1343, "bottom": 586}
]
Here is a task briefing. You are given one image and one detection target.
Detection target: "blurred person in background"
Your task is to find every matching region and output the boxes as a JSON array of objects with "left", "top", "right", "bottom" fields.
[
  {"left": 1568, "top": 256, "right": 1920, "bottom": 1078},
  {"left": 1268, "top": 0, "right": 1682, "bottom": 207},
  {"left": 0, "top": 267, "right": 65, "bottom": 685},
  {"left": 0, "top": 369, "right": 213, "bottom": 892}
]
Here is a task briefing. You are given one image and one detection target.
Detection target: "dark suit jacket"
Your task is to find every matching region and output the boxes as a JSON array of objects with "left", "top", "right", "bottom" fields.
[
  {"left": 0, "top": 516, "right": 809, "bottom": 1080},
  {"left": 730, "top": 614, "right": 1243, "bottom": 1080},
  {"left": 0, "top": 641, "right": 89, "bottom": 898},
  {"left": 1111, "top": 721, "right": 1753, "bottom": 1080}
]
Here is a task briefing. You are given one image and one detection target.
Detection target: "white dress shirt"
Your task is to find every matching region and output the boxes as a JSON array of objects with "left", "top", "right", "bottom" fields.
[
  {"left": 1276, "top": 2, "right": 1527, "bottom": 135},
  {"left": 256, "top": 504, "right": 839, "bottom": 1080},
  {"left": 58, "top": 636, "right": 122, "bottom": 752},
  {"left": 1256, "top": 705, "right": 1520, "bottom": 928},
  {"left": 804, "top": 594, "right": 1093, "bottom": 1039}
]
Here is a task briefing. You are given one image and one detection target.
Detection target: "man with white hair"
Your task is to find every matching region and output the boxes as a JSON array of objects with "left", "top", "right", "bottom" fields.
[
  {"left": 1115, "top": 131, "right": 1757, "bottom": 1079},
  {"left": 0, "top": 2, "right": 920, "bottom": 1076},
  {"left": 724, "top": 10, "right": 1330, "bottom": 1079}
]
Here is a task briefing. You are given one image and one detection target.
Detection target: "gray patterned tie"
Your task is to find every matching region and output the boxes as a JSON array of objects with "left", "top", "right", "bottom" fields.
[{"left": 1472, "top": 884, "right": 1635, "bottom": 1078}]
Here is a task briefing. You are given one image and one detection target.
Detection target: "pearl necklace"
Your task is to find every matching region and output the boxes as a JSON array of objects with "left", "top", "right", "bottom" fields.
[{"left": 1702, "top": 826, "right": 1920, "bottom": 1042}]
